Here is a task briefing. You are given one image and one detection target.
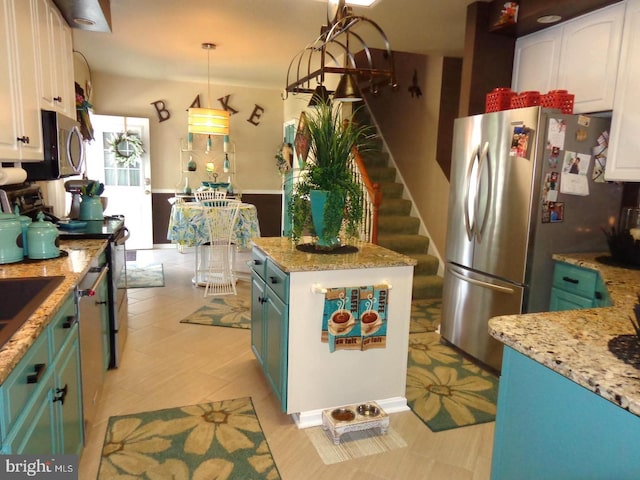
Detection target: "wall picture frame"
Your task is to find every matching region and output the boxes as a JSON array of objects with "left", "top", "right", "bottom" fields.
[{"left": 294, "top": 111, "right": 311, "bottom": 168}]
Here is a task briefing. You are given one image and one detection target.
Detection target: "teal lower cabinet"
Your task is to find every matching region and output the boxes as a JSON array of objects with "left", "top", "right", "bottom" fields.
[
  {"left": 0, "top": 293, "right": 83, "bottom": 454},
  {"left": 550, "top": 261, "right": 611, "bottom": 311},
  {"left": 250, "top": 254, "right": 289, "bottom": 412},
  {"left": 491, "top": 347, "right": 640, "bottom": 480}
]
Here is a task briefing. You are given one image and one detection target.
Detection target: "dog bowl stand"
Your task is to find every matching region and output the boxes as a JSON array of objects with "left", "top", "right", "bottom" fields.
[{"left": 321, "top": 401, "right": 389, "bottom": 445}]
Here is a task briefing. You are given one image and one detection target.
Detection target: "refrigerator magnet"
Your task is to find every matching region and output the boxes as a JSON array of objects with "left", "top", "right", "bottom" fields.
[{"left": 511, "top": 126, "right": 532, "bottom": 158}]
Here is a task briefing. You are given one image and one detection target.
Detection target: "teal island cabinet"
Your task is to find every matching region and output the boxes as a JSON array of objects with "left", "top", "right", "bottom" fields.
[
  {"left": 489, "top": 253, "right": 640, "bottom": 480},
  {"left": 250, "top": 237, "right": 416, "bottom": 428}
]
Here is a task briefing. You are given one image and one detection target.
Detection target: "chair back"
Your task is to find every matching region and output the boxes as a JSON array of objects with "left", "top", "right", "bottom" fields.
[
  {"left": 205, "top": 202, "right": 241, "bottom": 244},
  {"left": 195, "top": 190, "right": 227, "bottom": 206}
]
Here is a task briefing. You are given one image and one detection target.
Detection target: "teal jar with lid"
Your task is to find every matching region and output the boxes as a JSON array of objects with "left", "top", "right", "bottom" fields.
[
  {"left": 27, "top": 211, "right": 60, "bottom": 259},
  {"left": 13, "top": 205, "right": 31, "bottom": 255},
  {"left": 0, "top": 213, "right": 23, "bottom": 264}
]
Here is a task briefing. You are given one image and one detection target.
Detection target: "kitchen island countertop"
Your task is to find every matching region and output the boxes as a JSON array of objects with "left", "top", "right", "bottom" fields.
[
  {"left": 252, "top": 237, "right": 417, "bottom": 273},
  {"left": 0, "top": 239, "right": 107, "bottom": 384},
  {"left": 489, "top": 252, "right": 640, "bottom": 416}
]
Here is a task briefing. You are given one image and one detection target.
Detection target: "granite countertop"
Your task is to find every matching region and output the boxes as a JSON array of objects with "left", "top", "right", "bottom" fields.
[
  {"left": 252, "top": 237, "right": 417, "bottom": 273},
  {"left": 0, "top": 239, "right": 107, "bottom": 384},
  {"left": 489, "top": 252, "right": 640, "bottom": 416}
]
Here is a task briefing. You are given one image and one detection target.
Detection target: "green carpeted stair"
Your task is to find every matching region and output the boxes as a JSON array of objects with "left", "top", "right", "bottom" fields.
[{"left": 355, "top": 107, "right": 444, "bottom": 300}]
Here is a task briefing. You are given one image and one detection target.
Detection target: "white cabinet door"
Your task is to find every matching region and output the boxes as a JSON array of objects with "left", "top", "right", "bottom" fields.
[
  {"left": 13, "top": 0, "right": 43, "bottom": 161},
  {"left": 0, "top": 0, "right": 43, "bottom": 162},
  {"left": 606, "top": 0, "right": 640, "bottom": 181},
  {"left": 512, "top": 27, "right": 561, "bottom": 94},
  {"left": 558, "top": 3, "right": 625, "bottom": 114},
  {"left": 0, "top": 0, "right": 21, "bottom": 160},
  {"left": 36, "top": 0, "right": 74, "bottom": 117},
  {"left": 49, "top": 5, "right": 75, "bottom": 117}
]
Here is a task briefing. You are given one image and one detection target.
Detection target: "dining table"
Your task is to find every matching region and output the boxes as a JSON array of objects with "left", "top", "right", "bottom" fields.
[{"left": 167, "top": 201, "right": 261, "bottom": 284}]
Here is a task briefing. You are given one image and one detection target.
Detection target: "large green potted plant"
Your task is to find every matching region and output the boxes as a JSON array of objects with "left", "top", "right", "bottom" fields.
[{"left": 289, "top": 99, "right": 372, "bottom": 249}]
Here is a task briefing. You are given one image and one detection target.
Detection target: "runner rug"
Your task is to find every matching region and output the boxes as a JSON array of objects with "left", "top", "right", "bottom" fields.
[
  {"left": 117, "top": 262, "right": 165, "bottom": 289},
  {"left": 180, "top": 296, "right": 250, "bottom": 329},
  {"left": 97, "top": 397, "right": 280, "bottom": 479},
  {"left": 407, "top": 298, "right": 499, "bottom": 432}
]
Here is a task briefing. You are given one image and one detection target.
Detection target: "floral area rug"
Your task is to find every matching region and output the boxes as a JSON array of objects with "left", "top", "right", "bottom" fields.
[
  {"left": 118, "top": 262, "right": 165, "bottom": 289},
  {"left": 98, "top": 397, "right": 280, "bottom": 479},
  {"left": 407, "top": 298, "right": 499, "bottom": 432},
  {"left": 180, "top": 296, "right": 250, "bottom": 329}
]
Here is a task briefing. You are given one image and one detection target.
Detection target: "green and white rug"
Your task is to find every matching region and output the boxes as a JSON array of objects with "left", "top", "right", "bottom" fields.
[
  {"left": 180, "top": 296, "right": 250, "bottom": 329},
  {"left": 406, "top": 299, "right": 499, "bottom": 432},
  {"left": 98, "top": 397, "right": 280, "bottom": 479},
  {"left": 118, "top": 262, "right": 165, "bottom": 289}
]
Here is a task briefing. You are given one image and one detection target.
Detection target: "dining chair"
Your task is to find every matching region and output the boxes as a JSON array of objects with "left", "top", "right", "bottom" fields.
[
  {"left": 202, "top": 202, "right": 241, "bottom": 296},
  {"left": 194, "top": 190, "right": 227, "bottom": 206}
]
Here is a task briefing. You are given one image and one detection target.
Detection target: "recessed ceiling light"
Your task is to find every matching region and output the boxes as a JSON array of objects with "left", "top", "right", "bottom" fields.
[{"left": 537, "top": 14, "right": 562, "bottom": 24}]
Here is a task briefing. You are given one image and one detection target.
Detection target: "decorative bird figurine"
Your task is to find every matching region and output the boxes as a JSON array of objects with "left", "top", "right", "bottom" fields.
[{"left": 408, "top": 69, "right": 422, "bottom": 98}]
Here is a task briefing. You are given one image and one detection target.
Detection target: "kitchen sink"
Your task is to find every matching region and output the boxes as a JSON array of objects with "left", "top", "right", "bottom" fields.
[{"left": 0, "top": 276, "right": 65, "bottom": 347}]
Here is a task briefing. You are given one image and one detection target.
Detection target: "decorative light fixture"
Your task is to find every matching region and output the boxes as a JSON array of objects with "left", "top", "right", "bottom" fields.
[
  {"left": 188, "top": 43, "right": 230, "bottom": 136},
  {"left": 333, "top": 72, "right": 362, "bottom": 102},
  {"left": 283, "top": 0, "right": 396, "bottom": 101},
  {"left": 308, "top": 85, "right": 332, "bottom": 107}
]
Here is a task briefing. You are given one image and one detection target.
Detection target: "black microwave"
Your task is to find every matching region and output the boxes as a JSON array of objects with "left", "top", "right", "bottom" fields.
[{"left": 22, "top": 110, "right": 85, "bottom": 180}]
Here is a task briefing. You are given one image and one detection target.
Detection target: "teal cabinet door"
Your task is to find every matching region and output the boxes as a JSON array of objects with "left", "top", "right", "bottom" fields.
[
  {"left": 54, "top": 334, "right": 83, "bottom": 455},
  {"left": 9, "top": 375, "right": 55, "bottom": 454},
  {"left": 264, "top": 288, "right": 288, "bottom": 411},
  {"left": 492, "top": 347, "right": 640, "bottom": 479},
  {"left": 250, "top": 272, "right": 266, "bottom": 365},
  {"left": 549, "top": 287, "right": 594, "bottom": 311}
]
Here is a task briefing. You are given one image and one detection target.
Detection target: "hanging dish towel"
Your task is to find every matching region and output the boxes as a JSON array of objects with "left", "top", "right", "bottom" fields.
[{"left": 321, "top": 285, "right": 389, "bottom": 352}]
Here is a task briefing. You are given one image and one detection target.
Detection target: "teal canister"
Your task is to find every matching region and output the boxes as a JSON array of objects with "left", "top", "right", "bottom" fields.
[
  {"left": 27, "top": 211, "right": 60, "bottom": 259},
  {"left": 79, "top": 195, "right": 104, "bottom": 221},
  {"left": 13, "top": 206, "right": 31, "bottom": 255},
  {"left": 0, "top": 213, "right": 24, "bottom": 264}
]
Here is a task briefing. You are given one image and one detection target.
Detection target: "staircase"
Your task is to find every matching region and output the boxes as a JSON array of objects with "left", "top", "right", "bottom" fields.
[{"left": 354, "top": 107, "right": 443, "bottom": 300}]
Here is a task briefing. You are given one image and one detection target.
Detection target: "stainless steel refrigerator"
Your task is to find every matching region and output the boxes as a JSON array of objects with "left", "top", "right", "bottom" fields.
[{"left": 440, "top": 106, "right": 623, "bottom": 371}]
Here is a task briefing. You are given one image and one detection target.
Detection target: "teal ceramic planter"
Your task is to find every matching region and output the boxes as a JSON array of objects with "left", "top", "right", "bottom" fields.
[{"left": 310, "top": 189, "right": 343, "bottom": 249}]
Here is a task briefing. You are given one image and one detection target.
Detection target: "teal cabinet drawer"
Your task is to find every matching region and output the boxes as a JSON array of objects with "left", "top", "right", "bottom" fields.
[
  {"left": 49, "top": 295, "right": 77, "bottom": 357},
  {"left": 265, "top": 260, "right": 289, "bottom": 302},
  {"left": 1, "top": 333, "right": 50, "bottom": 435},
  {"left": 251, "top": 248, "right": 267, "bottom": 281},
  {"left": 552, "top": 263, "right": 598, "bottom": 299}
]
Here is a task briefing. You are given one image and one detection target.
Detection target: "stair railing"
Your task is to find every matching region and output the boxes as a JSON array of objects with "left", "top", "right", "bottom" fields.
[{"left": 350, "top": 147, "right": 381, "bottom": 244}]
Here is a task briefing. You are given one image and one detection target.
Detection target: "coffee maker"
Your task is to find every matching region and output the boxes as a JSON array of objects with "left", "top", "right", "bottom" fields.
[{"left": 64, "top": 179, "right": 91, "bottom": 219}]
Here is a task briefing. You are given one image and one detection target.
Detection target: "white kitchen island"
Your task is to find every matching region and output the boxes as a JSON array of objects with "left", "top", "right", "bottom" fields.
[{"left": 250, "top": 237, "right": 416, "bottom": 428}]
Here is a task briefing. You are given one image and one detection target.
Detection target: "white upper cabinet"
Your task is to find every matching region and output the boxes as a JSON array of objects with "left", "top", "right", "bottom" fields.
[
  {"left": 557, "top": 4, "right": 624, "bottom": 113},
  {"left": 0, "top": 0, "right": 43, "bottom": 162},
  {"left": 512, "top": 3, "right": 625, "bottom": 114},
  {"left": 36, "top": 0, "right": 75, "bottom": 117},
  {"left": 512, "top": 26, "right": 562, "bottom": 94},
  {"left": 606, "top": 0, "right": 640, "bottom": 181}
]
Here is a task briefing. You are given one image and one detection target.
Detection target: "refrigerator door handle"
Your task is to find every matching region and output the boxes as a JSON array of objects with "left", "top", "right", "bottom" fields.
[
  {"left": 448, "top": 266, "right": 515, "bottom": 294},
  {"left": 475, "top": 142, "right": 492, "bottom": 242},
  {"left": 463, "top": 145, "right": 479, "bottom": 241}
]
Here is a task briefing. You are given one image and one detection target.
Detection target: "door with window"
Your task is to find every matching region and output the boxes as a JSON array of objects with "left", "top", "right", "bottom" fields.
[{"left": 85, "top": 114, "right": 153, "bottom": 250}]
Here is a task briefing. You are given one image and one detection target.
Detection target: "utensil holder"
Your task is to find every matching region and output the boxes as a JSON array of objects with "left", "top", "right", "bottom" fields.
[{"left": 79, "top": 195, "right": 104, "bottom": 221}]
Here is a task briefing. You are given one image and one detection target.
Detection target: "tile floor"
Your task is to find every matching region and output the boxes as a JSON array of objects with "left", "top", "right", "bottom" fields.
[{"left": 78, "top": 246, "right": 494, "bottom": 479}]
